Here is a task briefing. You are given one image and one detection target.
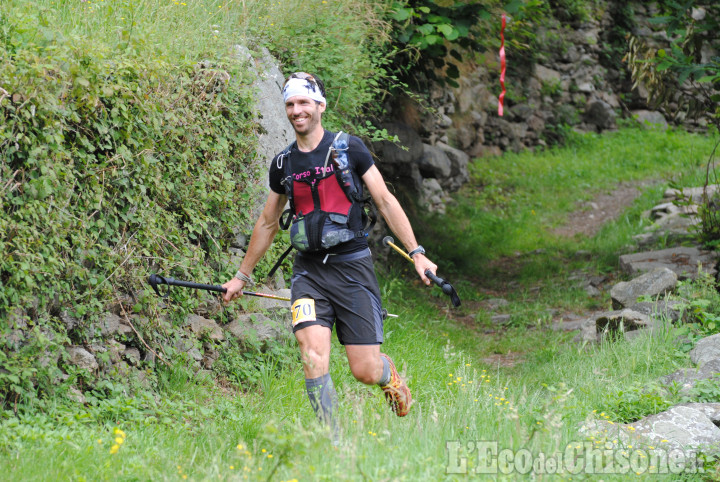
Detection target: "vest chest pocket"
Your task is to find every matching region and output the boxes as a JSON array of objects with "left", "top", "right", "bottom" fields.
[{"left": 290, "top": 211, "right": 354, "bottom": 252}]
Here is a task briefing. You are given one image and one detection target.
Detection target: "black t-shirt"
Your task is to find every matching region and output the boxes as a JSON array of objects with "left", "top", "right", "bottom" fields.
[{"left": 269, "top": 130, "right": 375, "bottom": 256}]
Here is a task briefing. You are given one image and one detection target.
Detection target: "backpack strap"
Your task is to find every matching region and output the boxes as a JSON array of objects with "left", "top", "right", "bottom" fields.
[
  {"left": 276, "top": 141, "right": 294, "bottom": 169},
  {"left": 324, "top": 131, "right": 345, "bottom": 172},
  {"left": 278, "top": 141, "right": 296, "bottom": 228},
  {"left": 267, "top": 142, "right": 298, "bottom": 279},
  {"left": 267, "top": 245, "right": 294, "bottom": 279}
]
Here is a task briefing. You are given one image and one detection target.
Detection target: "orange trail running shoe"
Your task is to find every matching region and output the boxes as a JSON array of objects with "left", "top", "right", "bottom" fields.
[{"left": 379, "top": 353, "right": 412, "bottom": 417}]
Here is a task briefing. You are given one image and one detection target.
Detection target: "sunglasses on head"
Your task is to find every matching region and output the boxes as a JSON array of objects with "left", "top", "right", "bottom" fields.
[{"left": 285, "top": 72, "right": 316, "bottom": 84}]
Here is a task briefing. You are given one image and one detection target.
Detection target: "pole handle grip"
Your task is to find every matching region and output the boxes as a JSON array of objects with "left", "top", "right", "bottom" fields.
[
  {"left": 424, "top": 269, "right": 462, "bottom": 307},
  {"left": 424, "top": 269, "right": 444, "bottom": 287}
]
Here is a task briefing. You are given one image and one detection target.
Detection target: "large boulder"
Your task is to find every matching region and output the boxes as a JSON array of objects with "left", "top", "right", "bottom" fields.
[
  {"left": 690, "top": 334, "right": 720, "bottom": 367},
  {"left": 634, "top": 212, "right": 700, "bottom": 248},
  {"left": 371, "top": 122, "right": 424, "bottom": 167},
  {"left": 584, "top": 99, "right": 616, "bottom": 130},
  {"left": 631, "top": 110, "right": 668, "bottom": 129},
  {"left": 661, "top": 359, "right": 720, "bottom": 395},
  {"left": 619, "top": 247, "right": 718, "bottom": 280},
  {"left": 630, "top": 404, "right": 720, "bottom": 453},
  {"left": 234, "top": 45, "right": 296, "bottom": 223},
  {"left": 418, "top": 143, "right": 452, "bottom": 179},
  {"left": 627, "top": 300, "right": 687, "bottom": 324},
  {"left": 435, "top": 142, "right": 470, "bottom": 191},
  {"left": 235, "top": 46, "right": 294, "bottom": 173},
  {"left": 596, "top": 309, "right": 656, "bottom": 335},
  {"left": 225, "top": 313, "right": 290, "bottom": 347},
  {"left": 575, "top": 309, "right": 661, "bottom": 343},
  {"left": 581, "top": 403, "right": 720, "bottom": 455},
  {"left": 610, "top": 267, "right": 678, "bottom": 309},
  {"left": 664, "top": 185, "right": 720, "bottom": 204},
  {"left": 67, "top": 346, "right": 99, "bottom": 371},
  {"left": 186, "top": 314, "right": 225, "bottom": 341}
]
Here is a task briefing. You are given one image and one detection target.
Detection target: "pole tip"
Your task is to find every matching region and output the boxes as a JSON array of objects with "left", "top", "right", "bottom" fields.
[{"left": 382, "top": 236, "right": 394, "bottom": 247}]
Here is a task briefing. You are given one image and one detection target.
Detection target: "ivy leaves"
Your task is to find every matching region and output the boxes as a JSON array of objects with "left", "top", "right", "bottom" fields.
[
  {"left": 392, "top": 4, "right": 469, "bottom": 46},
  {"left": 0, "top": 16, "right": 259, "bottom": 325},
  {"left": 389, "top": 0, "right": 491, "bottom": 87}
]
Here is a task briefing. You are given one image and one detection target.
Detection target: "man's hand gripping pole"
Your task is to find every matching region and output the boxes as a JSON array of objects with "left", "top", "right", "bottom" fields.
[{"left": 382, "top": 236, "right": 461, "bottom": 307}]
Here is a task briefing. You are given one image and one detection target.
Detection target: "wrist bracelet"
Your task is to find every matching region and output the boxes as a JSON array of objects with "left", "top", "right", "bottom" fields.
[
  {"left": 408, "top": 245, "right": 425, "bottom": 258},
  {"left": 235, "top": 270, "right": 254, "bottom": 286}
]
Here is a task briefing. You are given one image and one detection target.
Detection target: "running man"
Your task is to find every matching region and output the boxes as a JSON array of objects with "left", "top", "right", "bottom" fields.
[{"left": 222, "top": 72, "right": 436, "bottom": 429}]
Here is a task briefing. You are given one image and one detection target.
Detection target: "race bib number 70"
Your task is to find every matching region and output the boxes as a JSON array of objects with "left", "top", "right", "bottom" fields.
[{"left": 291, "top": 298, "right": 316, "bottom": 327}]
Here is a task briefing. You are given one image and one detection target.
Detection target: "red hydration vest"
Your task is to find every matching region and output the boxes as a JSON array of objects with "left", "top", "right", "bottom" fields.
[{"left": 277, "top": 132, "right": 375, "bottom": 252}]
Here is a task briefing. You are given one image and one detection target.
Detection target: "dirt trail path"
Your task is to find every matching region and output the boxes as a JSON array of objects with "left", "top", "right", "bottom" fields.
[
  {"left": 450, "top": 180, "right": 658, "bottom": 368},
  {"left": 552, "top": 182, "right": 646, "bottom": 238}
]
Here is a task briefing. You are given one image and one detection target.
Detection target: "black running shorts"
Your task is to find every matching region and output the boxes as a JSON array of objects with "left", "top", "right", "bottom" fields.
[{"left": 290, "top": 249, "right": 384, "bottom": 345}]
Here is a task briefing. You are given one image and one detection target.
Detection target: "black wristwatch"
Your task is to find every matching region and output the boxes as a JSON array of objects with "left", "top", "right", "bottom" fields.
[{"left": 408, "top": 245, "right": 425, "bottom": 258}]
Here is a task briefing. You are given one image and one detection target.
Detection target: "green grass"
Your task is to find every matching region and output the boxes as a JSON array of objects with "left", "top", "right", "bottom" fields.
[
  {"left": 3, "top": 127, "right": 720, "bottom": 479},
  {"left": 6, "top": 0, "right": 720, "bottom": 478},
  {"left": 2, "top": 0, "right": 392, "bottom": 131},
  {"left": 421, "top": 127, "right": 717, "bottom": 279},
  {"left": 0, "top": 303, "right": 707, "bottom": 480}
]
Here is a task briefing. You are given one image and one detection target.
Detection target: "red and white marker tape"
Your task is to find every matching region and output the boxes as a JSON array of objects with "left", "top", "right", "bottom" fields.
[{"left": 498, "top": 13, "right": 507, "bottom": 117}]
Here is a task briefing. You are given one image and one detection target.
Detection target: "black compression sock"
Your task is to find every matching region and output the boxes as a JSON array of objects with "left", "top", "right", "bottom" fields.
[
  {"left": 377, "top": 356, "right": 391, "bottom": 386},
  {"left": 305, "top": 373, "right": 338, "bottom": 429}
]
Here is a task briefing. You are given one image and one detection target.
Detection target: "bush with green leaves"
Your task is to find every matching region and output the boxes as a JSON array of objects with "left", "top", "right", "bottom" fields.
[
  {"left": 1, "top": 15, "right": 261, "bottom": 319},
  {"left": 243, "top": 0, "right": 397, "bottom": 137},
  {"left": 625, "top": 1, "right": 720, "bottom": 246},
  {"left": 388, "top": 0, "right": 496, "bottom": 88},
  {"left": 0, "top": 3, "right": 272, "bottom": 407},
  {"left": 673, "top": 270, "right": 720, "bottom": 337},
  {"left": 0, "top": 0, "right": 415, "bottom": 406},
  {"left": 627, "top": 0, "right": 720, "bottom": 128},
  {"left": 599, "top": 382, "right": 674, "bottom": 423}
]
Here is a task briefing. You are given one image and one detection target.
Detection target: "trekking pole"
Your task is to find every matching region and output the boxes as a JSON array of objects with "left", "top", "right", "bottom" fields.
[
  {"left": 147, "top": 274, "right": 291, "bottom": 301},
  {"left": 382, "top": 236, "right": 461, "bottom": 307}
]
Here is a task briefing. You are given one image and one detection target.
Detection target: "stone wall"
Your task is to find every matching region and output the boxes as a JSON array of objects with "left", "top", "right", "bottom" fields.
[{"left": 370, "top": 1, "right": 713, "bottom": 215}]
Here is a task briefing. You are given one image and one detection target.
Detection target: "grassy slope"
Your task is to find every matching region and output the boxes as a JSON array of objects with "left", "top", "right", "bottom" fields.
[
  {"left": 422, "top": 128, "right": 714, "bottom": 277},
  {"left": 3, "top": 1, "right": 720, "bottom": 479},
  {"left": 2, "top": 128, "right": 718, "bottom": 480}
]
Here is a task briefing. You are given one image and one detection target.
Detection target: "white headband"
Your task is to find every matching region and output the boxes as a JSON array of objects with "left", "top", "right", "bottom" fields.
[{"left": 282, "top": 77, "right": 326, "bottom": 104}]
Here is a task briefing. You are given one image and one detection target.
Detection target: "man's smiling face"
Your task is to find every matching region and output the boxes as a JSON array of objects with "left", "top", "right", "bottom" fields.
[{"left": 285, "top": 96, "right": 325, "bottom": 136}]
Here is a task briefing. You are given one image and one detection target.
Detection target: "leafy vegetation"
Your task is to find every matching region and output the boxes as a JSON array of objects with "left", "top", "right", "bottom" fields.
[
  {"left": 4, "top": 0, "right": 720, "bottom": 478},
  {"left": 628, "top": 0, "right": 720, "bottom": 129},
  {"left": 3, "top": 119, "right": 720, "bottom": 477},
  {"left": 419, "top": 127, "right": 716, "bottom": 280},
  {"left": 388, "top": 0, "right": 496, "bottom": 88},
  {"left": 0, "top": 0, "right": 401, "bottom": 408},
  {"left": 626, "top": 1, "right": 720, "bottom": 247},
  {"left": 245, "top": 0, "right": 396, "bottom": 134}
]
